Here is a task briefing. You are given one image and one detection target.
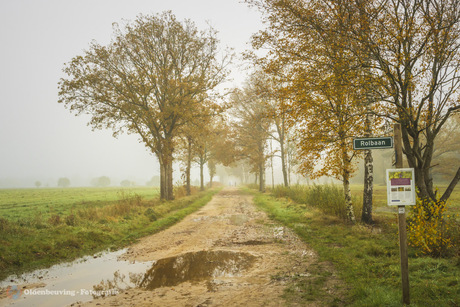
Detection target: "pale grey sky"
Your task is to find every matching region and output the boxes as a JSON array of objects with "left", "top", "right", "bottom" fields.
[{"left": 0, "top": 0, "right": 263, "bottom": 187}]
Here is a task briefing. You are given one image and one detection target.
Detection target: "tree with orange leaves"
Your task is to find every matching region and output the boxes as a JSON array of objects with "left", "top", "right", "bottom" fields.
[{"left": 247, "top": 0, "right": 373, "bottom": 222}]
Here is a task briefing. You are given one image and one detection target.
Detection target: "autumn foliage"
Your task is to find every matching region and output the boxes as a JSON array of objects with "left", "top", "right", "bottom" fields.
[
  {"left": 59, "top": 12, "right": 231, "bottom": 200},
  {"left": 408, "top": 197, "right": 459, "bottom": 257}
]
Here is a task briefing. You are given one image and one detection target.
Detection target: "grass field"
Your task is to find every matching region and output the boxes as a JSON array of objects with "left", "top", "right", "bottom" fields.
[
  {"left": 0, "top": 187, "right": 159, "bottom": 220},
  {"left": 249, "top": 184, "right": 460, "bottom": 306},
  {"left": 248, "top": 188, "right": 460, "bottom": 306},
  {"left": 0, "top": 186, "right": 220, "bottom": 281}
]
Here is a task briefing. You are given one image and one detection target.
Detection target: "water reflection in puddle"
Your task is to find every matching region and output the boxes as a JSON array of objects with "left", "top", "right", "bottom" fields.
[
  {"left": 0, "top": 250, "right": 256, "bottom": 306},
  {"left": 139, "top": 250, "right": 256, "bottom": 290},
  {"left": 0, "top": 249, "right": 153, "bottom": 307}
]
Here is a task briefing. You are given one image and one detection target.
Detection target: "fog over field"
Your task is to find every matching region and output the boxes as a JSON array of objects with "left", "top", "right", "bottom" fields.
[{"left": 0, "top": 0, "right": 263, "bottom": 188}]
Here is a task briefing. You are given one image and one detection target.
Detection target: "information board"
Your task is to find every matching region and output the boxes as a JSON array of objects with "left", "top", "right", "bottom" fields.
[{"left": 386, "top": 168, "right": 416, "bottom": 206}]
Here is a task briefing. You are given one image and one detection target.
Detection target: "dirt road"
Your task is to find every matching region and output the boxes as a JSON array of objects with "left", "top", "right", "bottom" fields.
[{"left": 80, "top": 188, "right": 343, "bottom": 306}]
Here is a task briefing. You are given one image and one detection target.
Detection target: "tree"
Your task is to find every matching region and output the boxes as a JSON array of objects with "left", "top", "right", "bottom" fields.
[
  {"left": 120, "top": 180, "right": 134, "bottom": 187},
  {"left": 247, "top": 0, "right": 370, "bottom": 222},
  {"left": 232, "top": 76, "right": 273, "bottom": 193},
  {"left": 208, "top": 159, "right": 217, "bottom": 187},
  {"left": 348, "top": 0, "right": 460, "bottom": 205},
  {"left": 177, "top": 110, "right": 235, "bottom": 193},
  {"left": 176, "top": 102, "right": 222, "bottom": 194},
  {"left": 34, "top": 181, "right": 42, "bottom": 188},
  {"left": 249, "top": 71, "right": 291, "bottom": 187},
  {"left": 57, "top": 177, "right": 71, "bottom": 188},
  {"left": 59, "top": 12, "right": 230, "bottom": 200},
  {"left": 195, "top": 116, "right": 237, "bottom": 190},
  {"left": 248, "top": 0, "right": 460, "bottom": 219},
  {"left": 91, "top": 176, "right": 110, "bottom": 187}
]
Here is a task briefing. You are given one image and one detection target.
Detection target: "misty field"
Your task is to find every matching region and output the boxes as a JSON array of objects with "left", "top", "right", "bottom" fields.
[
  {"left": 0, "top": 187, "right": 159, "bottom": 220},
  {"left": 0, "top": 186, "right": 219, "bottom": 281}
]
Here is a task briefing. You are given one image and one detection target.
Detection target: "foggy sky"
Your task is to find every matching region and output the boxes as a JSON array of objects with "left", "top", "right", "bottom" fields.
[{"left": 0, "top": 0, "right": 263, "bottom": 187}]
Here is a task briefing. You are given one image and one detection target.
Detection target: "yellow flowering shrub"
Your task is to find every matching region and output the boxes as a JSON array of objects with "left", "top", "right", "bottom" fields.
[{"left": 407, "top": 198, "right": 455, "bottom": 257}]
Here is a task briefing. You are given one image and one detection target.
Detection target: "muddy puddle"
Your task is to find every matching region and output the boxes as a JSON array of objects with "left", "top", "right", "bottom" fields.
[
  {"left": 139, "top": 250, "right": 257, "bottom": 291},
  {"left": 0, "top": 249, "right": 257, "bottom": 307},
  {"left": 0, "top": 249, "right": 154, "bottom": 307}
]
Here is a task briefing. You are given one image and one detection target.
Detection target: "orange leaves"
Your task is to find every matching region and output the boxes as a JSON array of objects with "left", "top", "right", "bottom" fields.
[{"left": 246, "top": 0, "right": 373, "bottom": 185}]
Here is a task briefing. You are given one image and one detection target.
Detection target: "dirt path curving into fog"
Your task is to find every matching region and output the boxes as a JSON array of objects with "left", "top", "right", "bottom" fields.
[{"left": 79, "top": 187, "right": 344, "bottom": 307}]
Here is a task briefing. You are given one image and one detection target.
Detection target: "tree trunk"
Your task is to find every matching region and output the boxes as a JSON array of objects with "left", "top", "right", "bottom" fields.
[
  {"left": 343, "top": 171, "right": 355, "bottom": 223},
  {"left": 199, "top": 156, "right": 205, "bottom": 191},
  {"left": 280, "top": 140, "right": 288, "bottom": 187},
  {"left": 341, "top": 141, "right": 356, "bottom": 223},
  {"left": 400, "top": 121, "right": 437, "bottom": 202},
  {"left": 361, "top": 149, "right": 374, "bottom": 224},
  {"left": 440, "top": 167, "right": 460, "bottom": 203},
  {"left": 287, "top": 140, "right": 292, "bottom": 186},
  {"left": 276, "top": 116, "right": 289, "bottom": 187},
  {"left": 166, "top": 155, "right": 174, "bottom": 200},
  {"left": 159, "top": 158, "right": 166, "bottom": 200},
  {"left": 259, "top": 162, "right": 265, "bottom": 192},
  {"left": 159, "top": 138, "right": 175, "bottom": 201},
  {"left": 185, "top": 137, "right": 192, "bottom": 196},
  {"left": 270, "top": 139, "right": 275, "bottom": 189},
  {"left": 361, "top": 110, "right": 374, "bottom": 224},
  {"left": 159, "top": 155, "right": 174, "bottom": 201},
  {"left": 208, "top": 160, "right": 216, "bottom": 188}
]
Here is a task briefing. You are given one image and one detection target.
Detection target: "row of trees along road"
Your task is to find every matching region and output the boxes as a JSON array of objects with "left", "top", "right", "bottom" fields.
[
  {"left": 59, "top": 12, "right": 232, "bottom": 200},
  {"left": 230, "top": 70, "right": 294, "bottom": 192},
  {"left": 243, "top": 0, "right": 460, "bottom": 223},
  {"left": 59, "top": 4, "right": 460, "bottom": 220}
]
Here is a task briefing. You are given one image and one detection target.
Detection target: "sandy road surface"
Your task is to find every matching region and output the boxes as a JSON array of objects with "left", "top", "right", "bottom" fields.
[{"left": 79, "top": 188, "right": 343, "bottom": 307}]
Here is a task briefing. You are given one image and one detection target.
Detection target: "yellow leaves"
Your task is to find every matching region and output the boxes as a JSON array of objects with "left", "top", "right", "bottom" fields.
[{"left": 407, "top": 198, "right": 456, "bottom": 257}]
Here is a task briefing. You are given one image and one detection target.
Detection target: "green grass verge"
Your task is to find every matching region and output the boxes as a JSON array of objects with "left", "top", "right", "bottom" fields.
[
  {"left": 0, "top": 187, "right": 220, "bottom": 281},
  {"left": 247, "top": 188, "right": 460, "bottom": 307}
]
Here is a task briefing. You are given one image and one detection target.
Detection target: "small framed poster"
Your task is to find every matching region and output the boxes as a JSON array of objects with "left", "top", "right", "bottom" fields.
[{"left": 386, "top": 168, "right": 416, "bottom": 206}]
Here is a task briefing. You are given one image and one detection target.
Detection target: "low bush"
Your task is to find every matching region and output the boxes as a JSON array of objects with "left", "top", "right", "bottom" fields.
[{"left": 408, "top": 198, "right": 460, "bottom": 258}]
